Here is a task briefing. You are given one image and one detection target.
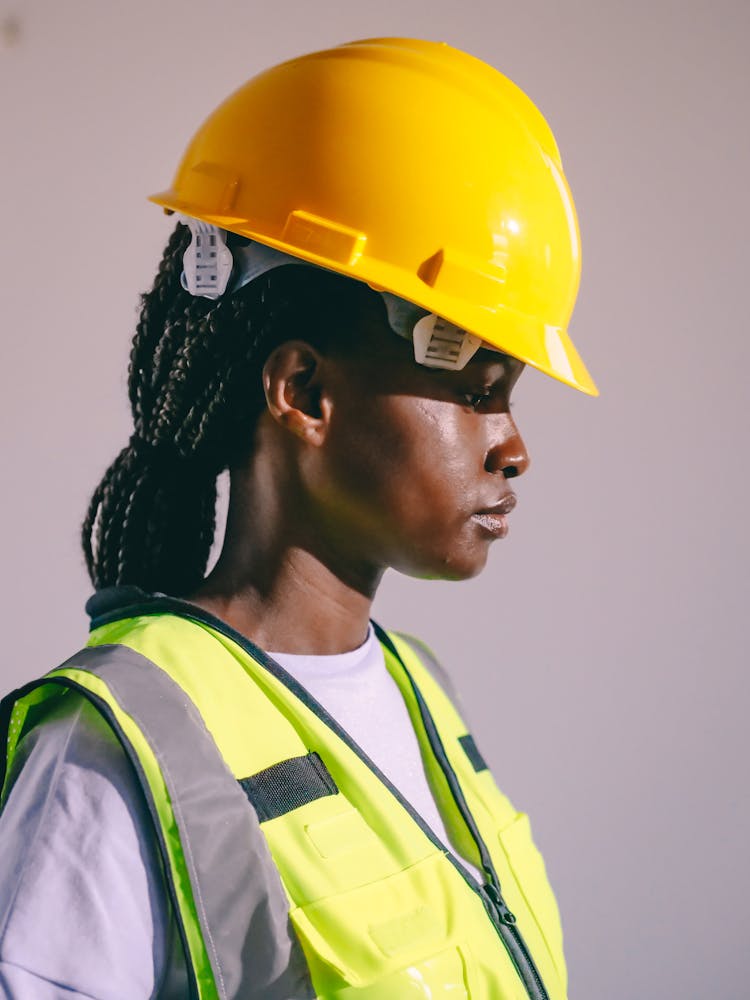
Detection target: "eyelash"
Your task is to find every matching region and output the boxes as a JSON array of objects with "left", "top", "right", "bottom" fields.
[
  {"left": 461, "top": 392, "right": 514, "bottom": 411},
  {"left": 463, "top": 392, "right": 492, "bottom": 409}
]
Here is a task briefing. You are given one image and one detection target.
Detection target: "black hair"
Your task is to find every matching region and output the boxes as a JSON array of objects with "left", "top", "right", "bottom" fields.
[{"left": 82, "top": 222, "right": 382, "bottom": 597}]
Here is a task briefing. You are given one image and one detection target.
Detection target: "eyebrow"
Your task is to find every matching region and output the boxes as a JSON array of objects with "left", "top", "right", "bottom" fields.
[
  {"left": 468, "top": 353, "right": 516, "bottom": 376},
  {"left": 476, "top": 347, "right": 520, "bottom": 365}
]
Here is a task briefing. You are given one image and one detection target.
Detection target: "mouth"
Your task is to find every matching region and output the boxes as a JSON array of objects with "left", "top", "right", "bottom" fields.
[{"left": 471, "top": 493, "right": 517, "bottom": 539}]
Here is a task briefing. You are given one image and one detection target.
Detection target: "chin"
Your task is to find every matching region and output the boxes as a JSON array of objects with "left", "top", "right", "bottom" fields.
[{"left": 399, "top": 545, "right": 491, "bottom": 583}]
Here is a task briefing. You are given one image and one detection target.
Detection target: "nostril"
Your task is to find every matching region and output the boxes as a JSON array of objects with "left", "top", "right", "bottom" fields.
[{"left": 503, "top": 466, "right": 518, "bottom": 479}]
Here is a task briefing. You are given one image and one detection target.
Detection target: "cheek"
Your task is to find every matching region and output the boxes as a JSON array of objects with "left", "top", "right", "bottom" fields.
[
  {"left": 325, "top": 396, "right": 484, "bottom": 542},
  {"left": 400, "top": 405, "right": 477, "bottom": 513},
  {"left": 350, "top": 398, "right": 467, "bottom": 493},
  {"left": 306, "top": 387, "right": 495, "bottom": 577}
]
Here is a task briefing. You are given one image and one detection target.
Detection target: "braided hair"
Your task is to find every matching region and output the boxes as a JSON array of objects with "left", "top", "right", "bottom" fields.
[{"left": 82, "top": 222, "right": 381, "bottom": 597}]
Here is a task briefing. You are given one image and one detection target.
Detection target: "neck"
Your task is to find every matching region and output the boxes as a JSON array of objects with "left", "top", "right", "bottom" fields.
[
  {"left": 189, "top": 453, "right": 383, "bottom": 655},
  {"left": 192, "top": 548, "right": 380, "bottom": 655}
]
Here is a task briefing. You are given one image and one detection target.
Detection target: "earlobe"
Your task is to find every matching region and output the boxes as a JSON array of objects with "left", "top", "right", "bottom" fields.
[{"left": 262, "top": 341, "right": 330, "bottom": 446}]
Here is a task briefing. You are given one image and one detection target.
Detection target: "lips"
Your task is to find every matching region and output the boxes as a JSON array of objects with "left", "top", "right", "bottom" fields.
[
  {"left": 475, "top": 493, "right": 517, "bottom": 518},
  {"left": 471, "top": 492, "right": 517, "bottom": 539}
]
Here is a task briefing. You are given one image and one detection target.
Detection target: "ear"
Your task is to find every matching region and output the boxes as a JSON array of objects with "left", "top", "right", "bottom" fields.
[{"left": 262, "top": 341, "right": 332, "bottom": 446}]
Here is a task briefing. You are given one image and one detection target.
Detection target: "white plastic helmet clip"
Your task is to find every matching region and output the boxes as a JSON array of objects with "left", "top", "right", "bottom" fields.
[
  {"left": 180, "top": 217, "right": 233, "bottom": 299},
  {"left": 412, "top": 314, "right": 483, "bottom": 370}
]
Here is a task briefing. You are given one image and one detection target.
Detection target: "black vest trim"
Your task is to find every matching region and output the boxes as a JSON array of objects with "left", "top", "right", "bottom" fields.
[
  {"left": 239, "top": 751, "right": 338, "bottom": 822},
  {"left": 459, "top": 733, "right": 489, "bottom": 773}
]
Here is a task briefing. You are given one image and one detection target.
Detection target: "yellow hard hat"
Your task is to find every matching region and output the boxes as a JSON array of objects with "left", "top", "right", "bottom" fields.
[{"left": 150, "top": 37, "right": 598, "bottom": 395}]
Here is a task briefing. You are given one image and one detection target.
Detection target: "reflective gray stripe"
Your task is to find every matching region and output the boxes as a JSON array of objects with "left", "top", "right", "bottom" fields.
[{"left": 54, "top": 644, "right": 315, "bottom": 1000}]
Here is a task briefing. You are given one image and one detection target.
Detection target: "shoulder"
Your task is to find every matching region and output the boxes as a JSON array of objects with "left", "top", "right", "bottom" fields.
[
  {"left": 0, "top": 688, "right": 174, "bottom": 996},
  {"left": 5, "top": 687, "right": 127, "bottom": 790},
  {"left": 1, "top": 688, "right": 155, "bottom": 874}
]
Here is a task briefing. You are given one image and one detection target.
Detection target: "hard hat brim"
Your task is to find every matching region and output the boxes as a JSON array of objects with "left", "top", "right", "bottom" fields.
[{"left": 150, "top": 195, "right": 598, "bottom": 397}]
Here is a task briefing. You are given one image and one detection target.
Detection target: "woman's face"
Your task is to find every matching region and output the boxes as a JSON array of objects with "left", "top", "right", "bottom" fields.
[{"left": 305, "top": 324, "right": 530, "bottom": 583}]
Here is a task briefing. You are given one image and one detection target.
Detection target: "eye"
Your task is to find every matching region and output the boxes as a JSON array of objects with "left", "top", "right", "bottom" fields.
[
  {"left": 461, "top": 390, "right": 492, "bottom": 410},
  {"left": 460, "top": 390, "right": 515, "bottom": 412}
]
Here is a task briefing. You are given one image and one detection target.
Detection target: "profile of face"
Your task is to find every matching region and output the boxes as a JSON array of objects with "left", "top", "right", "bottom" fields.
[{"left": 261, "top": 308, "right": 530, "bottom": 585}]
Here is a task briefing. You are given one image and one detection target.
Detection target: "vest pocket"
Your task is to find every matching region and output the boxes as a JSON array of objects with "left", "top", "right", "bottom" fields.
[
  {"left": 289, "top": 853, "right": 479, "bottom": 998},
  {"left": 332, "top": 946, "right": 471, "bottom": 998}
]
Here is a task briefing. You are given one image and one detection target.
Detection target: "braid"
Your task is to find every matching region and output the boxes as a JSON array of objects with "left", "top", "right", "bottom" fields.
[{"left": 82, "top": 222, "right": 379, "bottom": 596}]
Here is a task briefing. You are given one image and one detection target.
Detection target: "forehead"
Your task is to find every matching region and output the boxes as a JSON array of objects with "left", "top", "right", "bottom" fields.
[
  {"left": 344, "top": 347, "right": 526, "bottom": 409},
  {"left": 337, "top": 303, "right": 525, "bottom": 389}
]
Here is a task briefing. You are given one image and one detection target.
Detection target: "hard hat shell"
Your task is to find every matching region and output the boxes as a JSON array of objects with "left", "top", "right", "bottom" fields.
[{"left": 150, "top": 37, "right": 597, "bottom": 395}]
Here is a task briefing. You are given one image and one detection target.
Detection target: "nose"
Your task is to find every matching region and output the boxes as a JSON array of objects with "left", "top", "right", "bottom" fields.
[{"left": 484, "top": 414, "right": 531, "bottom": 479}]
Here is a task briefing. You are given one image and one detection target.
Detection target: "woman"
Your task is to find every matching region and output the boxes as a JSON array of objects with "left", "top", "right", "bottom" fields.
[{"left": 0, "top": 38, "right": 596, "bottom": 1000}]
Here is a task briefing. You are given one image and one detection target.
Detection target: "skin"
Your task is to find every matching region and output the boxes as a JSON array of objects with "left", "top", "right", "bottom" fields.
[{"left": 190, "top": 313, "right": 529, "bottom": 655}]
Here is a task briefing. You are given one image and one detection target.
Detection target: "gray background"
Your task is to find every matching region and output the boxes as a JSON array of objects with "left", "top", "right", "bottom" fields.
[{"left": 1, "top": 1, "right": 748, "bottom": 997}]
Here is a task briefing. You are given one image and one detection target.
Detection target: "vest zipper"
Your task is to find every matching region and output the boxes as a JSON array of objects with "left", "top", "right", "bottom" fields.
[
  {"left": 481, "top": 884, "right": 549, "bottom": 1000},
  {"left": 88, "top": 595, "right": 550, "bottom": 1000}
]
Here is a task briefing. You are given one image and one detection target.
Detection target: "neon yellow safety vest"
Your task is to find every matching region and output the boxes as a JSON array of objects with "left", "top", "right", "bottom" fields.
[{"left": 0, "top": 589, "right": 568, "bottom": 1000}]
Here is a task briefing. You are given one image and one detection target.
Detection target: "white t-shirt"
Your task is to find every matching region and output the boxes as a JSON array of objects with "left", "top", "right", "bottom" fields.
[
  {"left": 0, "top": 629, "right": 479, "bottom": 998},
  {"left": 270, "top": 624, "right": 475, "bottom": 865}
]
